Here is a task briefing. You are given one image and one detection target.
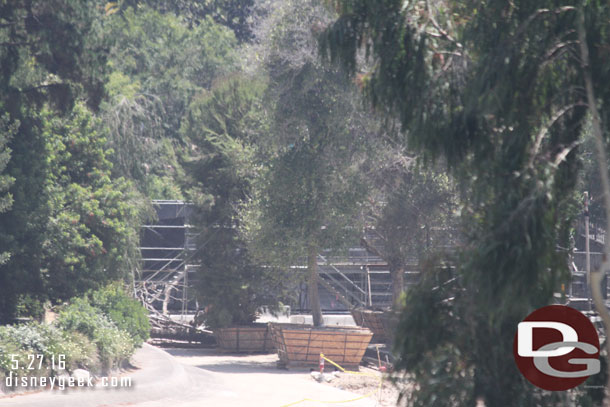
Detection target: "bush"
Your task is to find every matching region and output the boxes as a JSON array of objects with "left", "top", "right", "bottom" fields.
[
  {"left": 56, "top": 298, "right": 134, "bottom": 372},
  {"left": 0, "top": 322, "right": 97, "bottom": 381},
  {"left": 14, "top": 294, "right": 45, "bottom": 321},
  {"left": 0, "top": 286, "right": 146, "bottom": 384},
  {"left": 88, "top": 283, "right": 150, "bottom": 346}
]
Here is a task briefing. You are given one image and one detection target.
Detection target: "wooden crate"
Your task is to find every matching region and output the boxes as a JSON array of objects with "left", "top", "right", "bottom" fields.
[
  {"left": 269, "top": 323, "right": 373, "bottom": 369},
  {"left": 350, "top": 309, "right": 388, "bottom": 343},
  {"left": 380, "top": 311, "right": 399, "bottom": 349},
  {"left": 214, "top": 323, "right": 274, "bottom": 353}
]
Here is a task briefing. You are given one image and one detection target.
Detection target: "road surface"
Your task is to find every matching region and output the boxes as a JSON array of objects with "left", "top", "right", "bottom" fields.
[{"left": 1, "top": 345, "right": 377, "bottom": 407}]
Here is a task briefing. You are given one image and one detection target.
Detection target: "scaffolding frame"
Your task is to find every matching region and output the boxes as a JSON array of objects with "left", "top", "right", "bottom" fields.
[{"left": 135, "top": 201, "right": 199, "bottom": 324}]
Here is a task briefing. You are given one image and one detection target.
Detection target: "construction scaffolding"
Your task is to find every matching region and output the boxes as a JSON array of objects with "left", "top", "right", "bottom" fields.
[
  {"left": 133, "top": 201, "right": 455, "bottom": 317},
  {"left": 134, "top": 200, "right": 199, "bottom": 327}
]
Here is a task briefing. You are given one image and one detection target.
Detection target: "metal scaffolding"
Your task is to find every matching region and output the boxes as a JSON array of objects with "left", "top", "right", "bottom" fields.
[{"left": 134, "top": 200, "right": 199, "bottom": 325}]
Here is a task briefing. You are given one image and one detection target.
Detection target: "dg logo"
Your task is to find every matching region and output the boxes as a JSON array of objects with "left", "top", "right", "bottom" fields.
[{"left": 513, "top": 305, "right": 600, "bottom": 391}]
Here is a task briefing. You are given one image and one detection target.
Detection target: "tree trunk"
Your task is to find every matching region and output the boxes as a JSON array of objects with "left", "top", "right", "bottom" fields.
[
  {"left": 307, "top": 244, "right": 324, "bottom": 327},
  {"left": 390, "top": 262, "right": 405, "bottom": 309}
]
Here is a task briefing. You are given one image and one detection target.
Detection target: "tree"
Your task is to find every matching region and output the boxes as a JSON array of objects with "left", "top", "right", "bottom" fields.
[
  {"left": 321, "top": 0, "right": 610, "bottom": 405},
  {"left": 576, "top": 5, "right": 610, "bottom": 402},
  {"left": 0, "top": 0, "right": 111, "bottom": 321},
  {"left": 363, "top": 155, "right": 456, "bottom": 307},
  {"left": 102, "top": 6, "right": 238, "bottom": 198},
  {"left": 182, "top": 76, "right": 287, "bottom": 328},
  {"left": 41, "top": 103, "right": 145, "bottom": 301},
  {"left": 242, "top": 0, "right": 374, "bottom": 327},
  {"left": 0, "top": 115, "right": 16, "bottom": 266}
]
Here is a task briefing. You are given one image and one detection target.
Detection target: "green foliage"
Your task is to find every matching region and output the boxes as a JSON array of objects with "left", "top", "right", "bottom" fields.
[
  {"left": 107, "top": 7, "right": 236, "bottom": 132},
  {"left": 0, "top": 114, "right": 16, "bottom": 266},
  {"left": 183, "top": 76, "right": 288, "bottom": 328},
  {"left": 119, "top": 0, "right": 256, "bottom": 41},
  {"left": 0, "top": 287, "right": 146, "bottom": 383},
  {"left": 56, "top": 297, "right": 134, "bottom": 371},
  {"left": 321, "top": 0, "right": 610, "bottom": 405},
  {"left": 370, "top": 159, "right": 457, "bottom": 260},
  {"left": 41, "top": 103, "right": 145, "bottom": 302},
  {"left": 102, "top": 5, "right": 238, "bottom": 197},
  {"left": 88, "top": 283, "right": 150, "bottom": 346},
  {"left": 0, "top": 0, "right": 113, "bottom": 322},
  {"left": 14, "top": 295, "right": 46, "bottom": 321},
  {"left": 0, "top": 1, "right": 109, "bottom": 112},
  {"left": 0, "top": 114, "right": 15, "bottom": 215},
  {"left": 364, "top": 157, "right": 458, "bottom": 305},
  {"left": 0, "top": 322, "right": 98, "bottom": 379}
]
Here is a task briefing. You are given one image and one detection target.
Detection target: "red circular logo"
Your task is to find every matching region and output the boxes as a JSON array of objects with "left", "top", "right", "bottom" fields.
[{"left": 513, "top": 305, "right": 600, "bottom": 391}]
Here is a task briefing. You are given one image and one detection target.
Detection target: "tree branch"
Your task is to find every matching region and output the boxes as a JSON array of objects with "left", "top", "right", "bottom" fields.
[
  {"left": 424, "top": 0, "right": 462, "bottom": 49},
  {"left": 514, "top": 7, "right": 576, "bottom": 40},
  {"left": 360, "top": 235, "right": 385, "bottom": 259},
  {"left": 552, "top": 139, "right": 582, "bottom": 167},
  {"left": 528, "top": 102, "right": 586, "bottom": 168}
]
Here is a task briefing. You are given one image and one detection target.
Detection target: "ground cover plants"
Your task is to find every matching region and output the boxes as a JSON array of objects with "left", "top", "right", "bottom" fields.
[{"left": 0, "top": 283, "right": 149, "bottom": 390}]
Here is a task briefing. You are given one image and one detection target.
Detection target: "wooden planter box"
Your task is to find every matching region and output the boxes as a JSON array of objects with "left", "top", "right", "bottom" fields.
[
  {"left": 269, "top": 323, "right": 373, "bottom": 369},
  {"left": 380, "top": 311, "right": 399, "bottom": 349},
  {"left": 214, "top": 323, "right": 274, "bottom": 353},
  {"left": 350, "top": 308, "right": 388, "bottom": 343}
]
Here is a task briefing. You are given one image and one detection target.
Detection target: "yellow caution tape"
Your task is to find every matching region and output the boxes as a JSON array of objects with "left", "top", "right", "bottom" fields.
[{"left": 279, "top": 354, "right": 383, "bottom": 407}]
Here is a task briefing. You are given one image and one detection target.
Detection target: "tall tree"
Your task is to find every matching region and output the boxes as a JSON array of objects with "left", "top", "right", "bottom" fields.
[
  {"left": 363, "top": 155, "right": 456, "bottom": 307},
  {"left": 0, "top": 0, "right": 111, "bottom": 321},
  {"left": 41, "top": 103, "right": 145, "bottom": 301},
  {"left": 322, "top": 0, "right": 610, "bottom": 405},
  {"left": 182, "top": 76, "right": 288, "bottom": 327},
  {"left": 242, "top": 0, "right": 374, "bottom": 326}
]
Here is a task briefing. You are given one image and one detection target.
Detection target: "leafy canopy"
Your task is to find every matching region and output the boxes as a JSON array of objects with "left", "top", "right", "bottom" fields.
[{"left": 321, "top": 0, "right": 610, "bottom": 405}]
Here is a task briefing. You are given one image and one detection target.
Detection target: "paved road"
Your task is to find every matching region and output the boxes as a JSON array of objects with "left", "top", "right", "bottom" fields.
[{"left": 1, "top": 345, "right": 376, "bottom": 407}]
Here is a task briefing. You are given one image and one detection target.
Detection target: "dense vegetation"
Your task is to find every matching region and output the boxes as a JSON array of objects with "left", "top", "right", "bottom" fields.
[
  {"left": 2, "top": 0, "right": 610, "bottom": 405},
  {"left": 0, "top": 284, "right": 148, "bottom": 386},
  {"left": 0, "top": 1, "right": 243, "bottom": 321},
  {"left": 321, "top": 0, "right": 610, "bottom": 405}
]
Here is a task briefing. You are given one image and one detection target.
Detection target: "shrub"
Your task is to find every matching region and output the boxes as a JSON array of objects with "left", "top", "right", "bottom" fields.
[
  {"left": 0, "top": 322, "right": 97, "bottom": 380},
  {"left": 0, "top": 326, "right": 35, "bottom": 381},
  {"left": 93, "top": 325, "right": 134, "bottom": 370},
  {"left": 14, "top": 295, "right": 45, "bottom": 321},
  {"left": 0, "top": 287, "right": 145, "bottom": 384},
  {"left": 56, "top": 298, "right": 134, "bottom": 372},
  {"left": 88, "top": 283, "right": 150, "bottom": 346}
]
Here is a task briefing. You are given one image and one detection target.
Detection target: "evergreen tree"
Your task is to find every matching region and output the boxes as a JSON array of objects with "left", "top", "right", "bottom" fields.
[
  {"left": 41, "top": 103, "right": 145, "bottom": 301},
  {"left": 321, "top": 0, "right": 610, "bottom": 404},
  {"left": 182, "top": 76, "right": 287, "bottom": 327},
  {"left": 0, "top": 0, "right": 111, "bottom": 321}
]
